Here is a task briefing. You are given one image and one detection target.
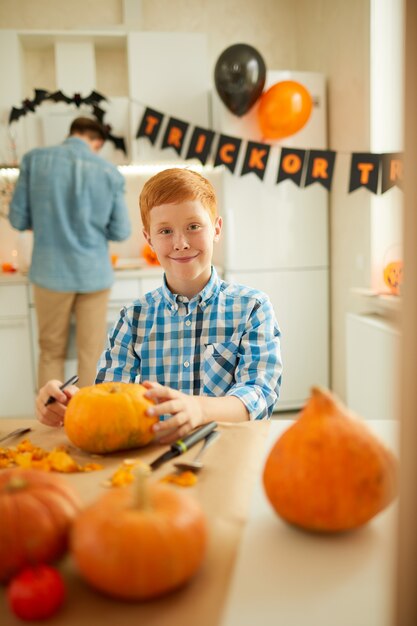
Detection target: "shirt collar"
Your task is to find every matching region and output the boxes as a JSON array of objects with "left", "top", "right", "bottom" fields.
[
  {"left": 63, "top": 137, "right": 91, "bottom": 151},
  {"left": 161, "top": 266, "right": 221, "bottom": 312}
]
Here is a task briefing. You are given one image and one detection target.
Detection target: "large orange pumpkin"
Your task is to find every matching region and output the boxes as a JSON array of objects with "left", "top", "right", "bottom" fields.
[
  {"left": 0, "top": 468, "right": 81, "bottom": 582},
  {"left": 263, "top": 387, "right": 398, "bottom": 532},
  {"left": 64, "top": 382, "right": 158, "bottom": 454},
  {"left": 70, "top": 471, "right": 208, "bottom": 600}
]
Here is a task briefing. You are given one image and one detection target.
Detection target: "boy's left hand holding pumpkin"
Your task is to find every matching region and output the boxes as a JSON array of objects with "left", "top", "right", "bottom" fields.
[
  {"left": 142, "top": 381, "right": 206, "bottom": 444},
  {"left": 142, "top": 380, "right": 249, "bottom": 444}
]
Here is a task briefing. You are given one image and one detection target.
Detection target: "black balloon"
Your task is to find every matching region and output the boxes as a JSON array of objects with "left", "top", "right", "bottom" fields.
[{"left": 214, "top": 44, "right": 266, "bottom": 117}]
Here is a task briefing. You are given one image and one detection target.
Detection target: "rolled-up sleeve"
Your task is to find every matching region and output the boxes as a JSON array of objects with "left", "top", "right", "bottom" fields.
[
  {"left": 227, "top": 297, "right": 282, "bottom": 420},
  {"left": 106, "top": 172, "right": 131, "bottom": 241},
  {"left": 9, "top": 156, "right": 32, "bottom": 231}
]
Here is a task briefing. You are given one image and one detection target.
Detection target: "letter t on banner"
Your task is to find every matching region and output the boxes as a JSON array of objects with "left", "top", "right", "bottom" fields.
[
  {"left": 349, "top": 153, "right": 381, "bottom": 193},
  {"left": 136, "top": 107, "right": 164, "bottom": 143}
]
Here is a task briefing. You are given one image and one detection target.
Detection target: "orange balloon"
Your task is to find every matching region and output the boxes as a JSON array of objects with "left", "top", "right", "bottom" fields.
[{"left": 257, "top": 81, "right": 313, "bottom": 140}]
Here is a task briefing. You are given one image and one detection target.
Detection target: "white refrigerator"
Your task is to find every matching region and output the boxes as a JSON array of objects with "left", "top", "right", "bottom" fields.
[{"left": 212, "top": 71, "right": 329, "bottom": 411}]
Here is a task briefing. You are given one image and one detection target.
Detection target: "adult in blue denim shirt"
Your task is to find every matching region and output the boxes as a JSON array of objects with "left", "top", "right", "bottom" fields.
[{"left": 9, "top": 117, "right": 131, "bottom": 388}]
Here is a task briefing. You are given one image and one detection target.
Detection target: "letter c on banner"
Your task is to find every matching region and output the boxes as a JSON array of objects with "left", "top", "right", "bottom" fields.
[{"left": 219, "top": 143, "right": 236, "bottom": 163}]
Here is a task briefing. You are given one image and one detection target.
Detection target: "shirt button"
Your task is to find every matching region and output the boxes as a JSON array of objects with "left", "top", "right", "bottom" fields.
[
  {"left": 185, "top": 320, "right": 191, "bottom": 326},
  {"left": 184, "top": 361, "right": 190, "bottom": 368}
]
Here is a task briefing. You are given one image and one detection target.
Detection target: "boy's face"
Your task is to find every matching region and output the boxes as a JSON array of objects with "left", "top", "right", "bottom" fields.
[{"left": 143, "top": 199, "right": 222, "bottom": 298}]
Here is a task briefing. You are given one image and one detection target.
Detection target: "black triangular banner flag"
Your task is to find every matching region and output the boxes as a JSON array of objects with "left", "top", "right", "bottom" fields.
[
  {"left": 304, "top": 150, "right": 336, "bottom": 190},
  {"left": 136, "top": 107, "right": 164, "bottom": 143},
  {"left": 185, "top": 127, "right": 215, "bottom": 164},
  {"left": 349, "top": 153, "right": 380, "bottom": 193},
  {"left": 241, "top": 141, "right": 271, "bottom": 180},
  {"left": 381, "top": 152, "right": 403, "bottom": 193},
  {"left": 277, "top": 148, "right": 306, "bottom": 187},
  {"left": 214, "top": 134, "right": 242, "bottom": 173},
  {"left": 161, "top": 117, "right": 189, "bottom": 155}
]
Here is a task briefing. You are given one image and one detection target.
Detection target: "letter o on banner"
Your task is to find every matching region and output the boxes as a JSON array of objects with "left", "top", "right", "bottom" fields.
[{"left": 258, "top": 80, "right": 313, "bottom": 140}]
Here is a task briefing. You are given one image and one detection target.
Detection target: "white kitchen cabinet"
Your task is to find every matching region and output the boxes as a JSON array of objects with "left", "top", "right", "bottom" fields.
[{"left": 0, "top": 283, "right": 36, "bottom": 417}]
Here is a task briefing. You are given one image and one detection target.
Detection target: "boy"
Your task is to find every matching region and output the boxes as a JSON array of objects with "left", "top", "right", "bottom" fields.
[{"left": 36, "top": 168, "right": 282, "bottom": 444}]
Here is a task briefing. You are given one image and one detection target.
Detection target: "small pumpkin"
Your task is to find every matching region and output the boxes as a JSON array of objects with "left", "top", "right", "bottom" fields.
[
  {"left": 142, "top": 242, "right": 160, "bottom": 266},
  {"left": 263, "top": 387, "right": 398, "bottom": 532},
  {"left": 70, "top": 469, "right": 208, "bottom": 600},
  {"left": 65, "top": 382, "right": 158, "bottom": 454},
  {"left": 383, "top": 260, "right": 403, "bottom": 295},
  {"left": 0, "top": 468, "right": 81, "bottom": 582}
]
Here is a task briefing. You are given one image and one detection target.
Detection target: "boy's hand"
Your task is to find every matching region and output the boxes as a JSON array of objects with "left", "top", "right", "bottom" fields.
[
  {"left": 35, "top": 380, "right": 79, "bottom": 427},
  {"left": 142, "top": 381, "right": 205, "bottom": 444}
]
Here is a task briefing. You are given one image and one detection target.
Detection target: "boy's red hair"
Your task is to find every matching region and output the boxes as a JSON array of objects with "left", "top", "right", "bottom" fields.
[{"left": 139, "top": 168, "right": 217, "bottom": 231}]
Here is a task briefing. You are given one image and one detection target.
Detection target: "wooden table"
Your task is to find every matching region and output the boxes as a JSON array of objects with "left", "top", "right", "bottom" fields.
[{"left": 0, "top": 418, "right": 399, "bottom": 626}]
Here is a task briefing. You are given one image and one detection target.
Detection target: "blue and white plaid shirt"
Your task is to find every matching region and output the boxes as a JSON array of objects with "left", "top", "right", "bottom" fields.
[{"left": 96, "top": 267, "right": 282, "bottom": 420}]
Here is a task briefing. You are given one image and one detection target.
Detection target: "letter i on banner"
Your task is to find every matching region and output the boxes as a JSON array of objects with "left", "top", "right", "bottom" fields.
[
  {"left": 304, "top": 150, "right": 336, "bottom": 190},
  {"left": 186, "top": 127, "right": 215, "bottom": 164},
  {"left": 161, "top": 118, "right": 189, "bottom": 155},
  {"left": 241, "top": 141, "right": 271, "bottom": 180},
  {"left": 136, "top": 107, "right": 164, "bottom": 143},
  {"left": 214, "top": 134, "right": 242, "bottom": 173},
  {"left": 277, "top": 148, "right": 307, "bottom": 186},
  {"left": 349, "top": 153, "right": 381, "bottom": 193},
  {"left": 381, "top": 152, "right": 403, "bottom": 193}
]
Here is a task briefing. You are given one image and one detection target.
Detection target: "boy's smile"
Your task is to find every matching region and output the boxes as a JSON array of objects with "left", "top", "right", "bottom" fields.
[{"left": 144, "top": 199, "right": 222, "bottom": 298}]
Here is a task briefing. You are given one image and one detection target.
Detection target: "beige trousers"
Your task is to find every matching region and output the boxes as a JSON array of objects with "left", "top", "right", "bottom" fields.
[{"left": 33, "top": 285, "right": 110, "bottom": 389}]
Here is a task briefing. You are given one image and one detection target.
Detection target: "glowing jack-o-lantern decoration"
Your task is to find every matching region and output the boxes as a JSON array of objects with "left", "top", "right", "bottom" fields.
[{"left": 383, "top": 261, "right": 403, "bottom": 296}]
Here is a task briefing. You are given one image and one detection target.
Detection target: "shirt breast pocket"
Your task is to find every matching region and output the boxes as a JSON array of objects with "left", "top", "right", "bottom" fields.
[{"left": 202, "top": 341, "right": 239, "bottom": 395}]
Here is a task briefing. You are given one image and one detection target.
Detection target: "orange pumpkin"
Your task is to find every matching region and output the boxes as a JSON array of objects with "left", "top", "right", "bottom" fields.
[
  {"left": 0, "top": 468, "right": 81, "bottom": 582},
  {"left": 65, "top": 382, "right": 158, "bottom": 454},
  {"left": 70, "top": 471, "right": 208, "bottom": 600},
  {"left": 383, "top": 260, "right": 403, "bottom": 295},
  {"left": 142, "top": 243, "right": 160, "bottom": 266},
  {"left": 263, "top": 387, "right": 398, "bottom": 532}
]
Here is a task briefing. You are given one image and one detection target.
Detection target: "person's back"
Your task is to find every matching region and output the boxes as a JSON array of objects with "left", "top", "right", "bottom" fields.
[
  {"left": 11, "top": 134, "right": 130, "bottom": 293},
  {"left": 9, "top": 116, "right": 131, "bottom": 388}
]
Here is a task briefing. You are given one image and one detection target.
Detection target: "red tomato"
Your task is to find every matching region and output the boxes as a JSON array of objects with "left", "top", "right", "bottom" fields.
[{"left": 6, "top": 565, "right": 66, "bottom": 621}]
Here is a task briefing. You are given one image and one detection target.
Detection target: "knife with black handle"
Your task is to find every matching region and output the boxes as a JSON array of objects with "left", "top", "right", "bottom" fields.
[{"left": 149, "top": 421, "right": 218, "bottom": 470}]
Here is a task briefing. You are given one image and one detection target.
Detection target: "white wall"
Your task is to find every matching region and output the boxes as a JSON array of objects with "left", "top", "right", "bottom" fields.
[{"left": 370, "top": 0, "right": 404, "bottom": 292}]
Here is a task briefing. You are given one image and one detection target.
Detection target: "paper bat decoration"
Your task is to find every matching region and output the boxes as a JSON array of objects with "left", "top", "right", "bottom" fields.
[
  {"left": 47, "top": 90, "right": 107, "bottom": 107},
  {"left": 104, "top": 124, "right": 127, "bottom": 155},
  {"left": 8, "top": 87, "right": 126, "bottom": 154},
  {"left": 91, "top": 104, "right": 106, "bottom": 124},
  {"left": 91, "top": 107, "right": 127, "bottom": 155},
  {"left": 8, "top": 89, "right": 50, "bottom": 123}
]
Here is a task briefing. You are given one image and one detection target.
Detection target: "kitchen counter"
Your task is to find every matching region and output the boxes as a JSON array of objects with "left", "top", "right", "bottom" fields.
[
  {"left": 0, "top": 418, "right": 399, "bottom": 626},
  {"left": 0, "top": 264, "right": 164, "bottom": 286}
]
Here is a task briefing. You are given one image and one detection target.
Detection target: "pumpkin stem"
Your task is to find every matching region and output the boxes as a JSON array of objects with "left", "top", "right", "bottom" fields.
[
  {"left": 131, "top": 465, "right": 152, "bottom": 510},
  {"left": 6, "top": 476, "right": 28, "bottom": 492}
]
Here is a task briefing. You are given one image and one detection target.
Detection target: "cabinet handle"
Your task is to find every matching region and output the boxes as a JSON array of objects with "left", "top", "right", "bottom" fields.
[{"left": 0, "top": 318, "right": 28, "bottom": 328}]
